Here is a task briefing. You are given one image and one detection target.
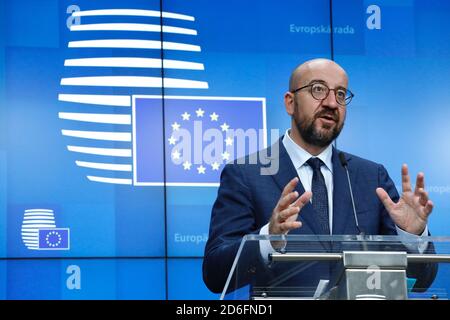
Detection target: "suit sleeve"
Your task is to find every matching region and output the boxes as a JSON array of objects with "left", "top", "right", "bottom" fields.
[{"left": 202, "top": 163, "right": 261, "bottom": 293}]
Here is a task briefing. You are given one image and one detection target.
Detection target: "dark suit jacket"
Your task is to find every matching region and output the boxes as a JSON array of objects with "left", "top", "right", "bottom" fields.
[{"left": 203, "top": 137, "right": 436, "bottom": 295}]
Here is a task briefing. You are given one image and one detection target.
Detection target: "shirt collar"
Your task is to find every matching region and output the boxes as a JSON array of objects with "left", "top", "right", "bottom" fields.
[{"left": 282, "top": 129, "right": 333, "bottom": 172}]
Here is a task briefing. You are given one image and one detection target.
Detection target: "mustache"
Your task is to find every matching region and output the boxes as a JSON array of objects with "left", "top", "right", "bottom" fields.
[{"left": 314, "top": 109, "right": 339, "bottom": 121}]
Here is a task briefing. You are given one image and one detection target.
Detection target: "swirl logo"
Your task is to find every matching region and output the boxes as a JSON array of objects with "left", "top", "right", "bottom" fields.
[
  {"left": 58, "top": 7, "right": 266, "bottom": 186},
  {"left": 21, "top": 209, "right": 70, "bottom": 251}
]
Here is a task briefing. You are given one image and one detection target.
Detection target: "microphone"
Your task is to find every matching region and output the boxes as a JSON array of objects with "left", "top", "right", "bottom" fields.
[{"left": 338, "top": 152, "right": 364, "bottom": 236}]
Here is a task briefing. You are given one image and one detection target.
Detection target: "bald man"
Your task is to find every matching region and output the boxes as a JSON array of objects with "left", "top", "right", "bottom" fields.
[{"left": 203, "top": 59, "right": 436, "bottom": 296}]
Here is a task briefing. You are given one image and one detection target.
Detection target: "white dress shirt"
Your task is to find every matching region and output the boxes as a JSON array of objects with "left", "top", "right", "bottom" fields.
[
  {"left": 282, "top": 129, "right": 334, "bottom": 233},
  {"left": 259, "top": 129, "right": 428, "bottom": 259}
]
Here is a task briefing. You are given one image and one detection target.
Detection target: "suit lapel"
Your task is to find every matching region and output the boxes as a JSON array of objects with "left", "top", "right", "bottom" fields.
[
  {"left": 331, "top": 148, "right": 355, "bottom": 235},
  {"left": 266, "top": 141, "right": 360, "bottom": 238},
  {"left": 268, "top": 137, "right": 324, "bottom": 236}
]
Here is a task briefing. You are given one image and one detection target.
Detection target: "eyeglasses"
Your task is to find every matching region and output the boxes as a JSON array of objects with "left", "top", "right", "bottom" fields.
[{"left": 291, "top": 82, "right": 354, "bottom": 106}]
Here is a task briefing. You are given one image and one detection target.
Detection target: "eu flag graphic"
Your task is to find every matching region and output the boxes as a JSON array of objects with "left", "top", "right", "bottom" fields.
[
  {"left": 38, "top": 228, "right": 70, "bottom": 250},
  {"left": 133, "top": 96, "right": 266, "bottom": 186}
]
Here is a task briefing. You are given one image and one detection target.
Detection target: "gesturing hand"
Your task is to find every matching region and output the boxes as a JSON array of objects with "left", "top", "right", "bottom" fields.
[
  {"left": 376, "top": 164, "right": 433, "bottom": 235},
  {"left": 269, "top": 177, "right": 312, "bottom": 235}
]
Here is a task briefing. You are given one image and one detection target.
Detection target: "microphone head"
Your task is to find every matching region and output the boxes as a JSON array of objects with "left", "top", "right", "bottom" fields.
[{"left": 338, "top": 151, "right": 348, "bottom": 167}]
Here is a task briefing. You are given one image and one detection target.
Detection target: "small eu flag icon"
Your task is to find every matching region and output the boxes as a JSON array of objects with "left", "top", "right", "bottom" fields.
[{"left": 38, "top": 228, "right": 70, "bottom": 250}]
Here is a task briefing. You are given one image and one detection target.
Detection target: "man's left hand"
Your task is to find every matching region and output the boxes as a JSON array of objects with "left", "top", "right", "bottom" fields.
[{"left": 376, "top": 164, "right": 433, "bottom": 235}]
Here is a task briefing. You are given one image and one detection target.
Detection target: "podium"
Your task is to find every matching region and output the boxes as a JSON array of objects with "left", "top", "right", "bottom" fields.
[{"left": 221, "top": 235, "right": 450, "bottom": 300}]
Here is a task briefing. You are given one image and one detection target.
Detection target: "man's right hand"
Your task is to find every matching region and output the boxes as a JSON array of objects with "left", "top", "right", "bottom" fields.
[{"left": 269, "top": 177, "right": 312, "bottom": 235}]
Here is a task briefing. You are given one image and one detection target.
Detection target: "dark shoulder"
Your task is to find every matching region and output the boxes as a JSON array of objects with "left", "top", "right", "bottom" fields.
[
  {"left": 221, "top": 146, "right": 274, "bottom": 177},
  {"left": 338, "top": 149, "right": 385, "bottom": 173}
]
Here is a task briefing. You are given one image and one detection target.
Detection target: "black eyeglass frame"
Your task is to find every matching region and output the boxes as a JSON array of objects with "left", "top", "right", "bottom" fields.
[{"left": 291, "top": 83, "right": 354, "bottom": 106}]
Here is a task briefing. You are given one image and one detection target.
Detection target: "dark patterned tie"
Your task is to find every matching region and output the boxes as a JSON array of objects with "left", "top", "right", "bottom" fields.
[{"left": 306, "top": 157, "right": 330, "bottom": 234}]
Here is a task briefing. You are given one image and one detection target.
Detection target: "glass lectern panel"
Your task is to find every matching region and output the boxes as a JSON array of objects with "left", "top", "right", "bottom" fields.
[{"left": 222, "top": 235, "right": 450, "bottom": 300}]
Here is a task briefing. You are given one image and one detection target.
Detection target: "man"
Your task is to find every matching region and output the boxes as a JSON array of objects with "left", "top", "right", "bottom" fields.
[{"left": 203, "top": 58, "right": 435, "bottom": 295}]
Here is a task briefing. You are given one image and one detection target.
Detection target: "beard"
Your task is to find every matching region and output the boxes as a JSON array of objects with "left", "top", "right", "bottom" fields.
[{"left": 293, "top": 102, "right": 344, "bottom": 148}]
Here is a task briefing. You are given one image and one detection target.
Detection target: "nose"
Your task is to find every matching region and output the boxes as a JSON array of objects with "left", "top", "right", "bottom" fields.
[{"left": 322, "top": 89, "right": 339, "bottom": 109}]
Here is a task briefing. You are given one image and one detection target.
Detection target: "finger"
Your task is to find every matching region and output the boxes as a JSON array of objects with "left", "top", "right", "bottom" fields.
[
  {"left": 278, "top": 191, "right": 299, "bottom": 210},
  {"left": 278, "top": 220, "right": 302, "bottom": 233},
  {"left": 281, "top": 177, "right": 299, "bottom": 198},
  {"left": 424, "top": 200, "right": 434, "bottom": 216},
  {"left": 278, "top": 206, "right": 300, "bottom": 223},
  {"left": 376, "top": 187, "right": 395, "bottom": 212},
  {"left": 291, "top": 191, "right": 313, "bottom": 209},
  {"left": 401, "top": 164, "right": 412, "bottom": 193},
  {"left": 414, "top": 172, "right": 425, "bottom": 195},
  {"left": 417, "top": 188, "right": 429, "bottom": 207}
]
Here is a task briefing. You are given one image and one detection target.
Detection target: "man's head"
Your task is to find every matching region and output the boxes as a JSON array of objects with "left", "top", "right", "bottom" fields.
[{"left": 284, "top": 58, "right": 351, "bottom": 152}]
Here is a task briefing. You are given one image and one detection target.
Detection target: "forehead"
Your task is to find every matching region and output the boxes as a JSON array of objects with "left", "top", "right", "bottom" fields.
[{"left": 301, "top": 62, "right": 348, "bottom": 88}]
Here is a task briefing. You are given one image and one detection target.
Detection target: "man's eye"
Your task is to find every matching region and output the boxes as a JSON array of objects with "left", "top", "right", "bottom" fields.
[
  {"left": 313, "top": 85, "right": 326, "bottom": 92},
  {"left": 337, "top": 90, "right": 346, "bottom": 98}
]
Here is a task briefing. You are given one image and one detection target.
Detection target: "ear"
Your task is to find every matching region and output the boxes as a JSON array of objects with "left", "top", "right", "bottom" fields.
[{"left": 284, "top": 91, "right": 295, "bottom": 116}]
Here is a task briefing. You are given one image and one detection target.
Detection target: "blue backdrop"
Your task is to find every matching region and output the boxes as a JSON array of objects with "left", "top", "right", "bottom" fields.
[{"left": 0, "top": 0, "right": 449, "bottom": 299}]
